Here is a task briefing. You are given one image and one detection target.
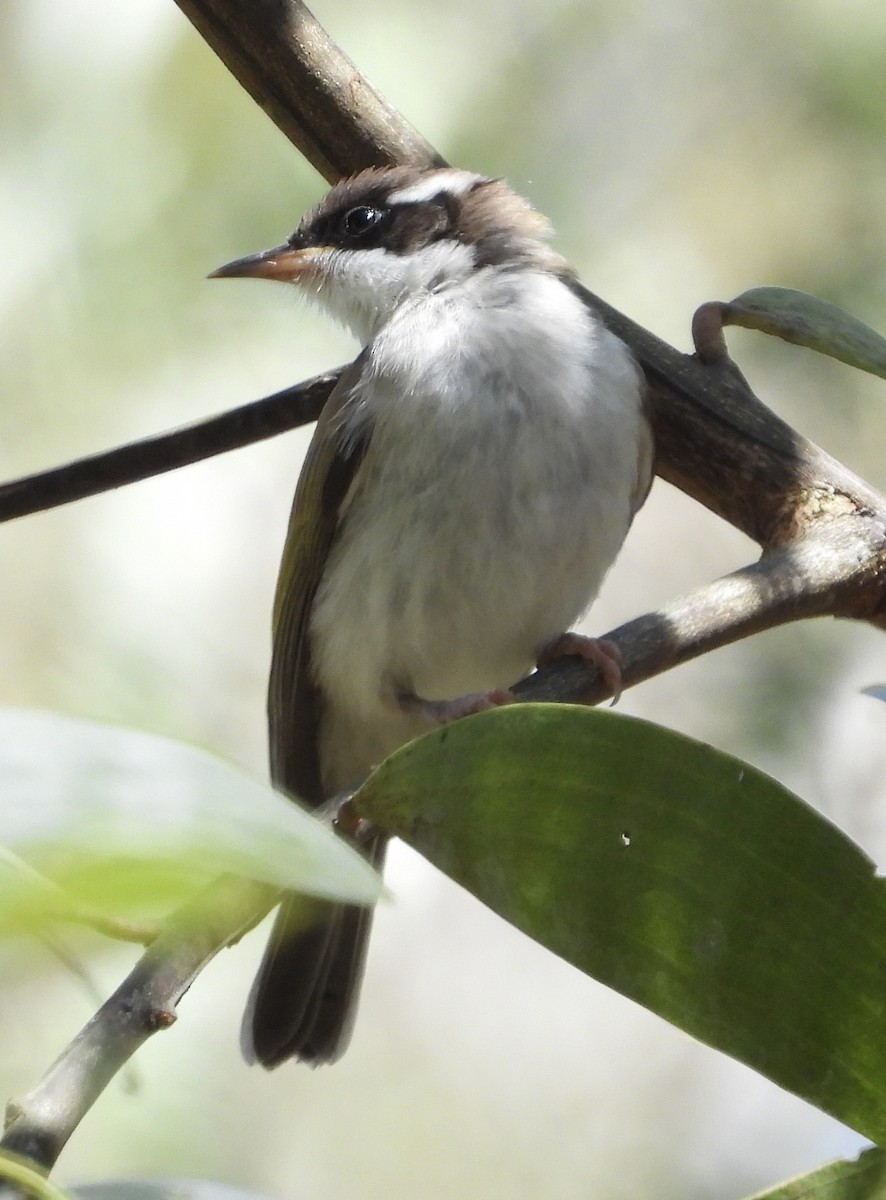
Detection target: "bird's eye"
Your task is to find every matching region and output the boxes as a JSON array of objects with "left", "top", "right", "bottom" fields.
[{"left": 341, "top": 205, "right": 385, "bottom": 238}]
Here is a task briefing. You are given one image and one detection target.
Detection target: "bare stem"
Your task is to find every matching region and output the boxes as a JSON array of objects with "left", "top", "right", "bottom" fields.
[{"left": 1, "top": 877, "right": 277, "bottom": 1169}]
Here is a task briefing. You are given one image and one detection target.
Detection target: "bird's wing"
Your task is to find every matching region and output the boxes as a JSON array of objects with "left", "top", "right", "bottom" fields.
[
  {"left": 267, "top": 354, "right": 370, "bottom": 807},
  {"left": 631, "top": 397, "right": 656, "bottom": 519}
]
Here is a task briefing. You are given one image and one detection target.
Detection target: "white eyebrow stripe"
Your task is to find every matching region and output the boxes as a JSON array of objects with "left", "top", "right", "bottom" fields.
[{"left": 388, "top": 170, "right": 486, "bottom": 206}]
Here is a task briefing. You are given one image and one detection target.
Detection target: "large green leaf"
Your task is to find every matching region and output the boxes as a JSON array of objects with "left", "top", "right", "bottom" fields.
[
  {"left": 355, "top": 704, "right": 886, "bottom": 1143},
  {"left": 748, "top": 1146, "right": 886, "bottom": 1199},
  {"left": 0, "top": 709, "right": 380, "bottom": 927}
]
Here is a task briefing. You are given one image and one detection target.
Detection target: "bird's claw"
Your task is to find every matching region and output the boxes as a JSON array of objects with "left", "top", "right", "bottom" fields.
[{"left": 536, "top": 632, "right": 624, "bottom": 703}]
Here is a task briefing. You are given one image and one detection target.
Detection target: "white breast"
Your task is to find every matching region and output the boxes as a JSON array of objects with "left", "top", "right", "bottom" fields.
[{"left": 310, "top": 268, "right": 646, "bottom": 792}]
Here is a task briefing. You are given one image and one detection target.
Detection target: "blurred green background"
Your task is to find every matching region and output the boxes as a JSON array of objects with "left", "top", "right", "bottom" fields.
[{"left": 1, "top": 0, "right": 886, "bottom": 1196}]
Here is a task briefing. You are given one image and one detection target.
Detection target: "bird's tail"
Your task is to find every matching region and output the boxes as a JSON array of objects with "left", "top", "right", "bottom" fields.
[{"left": 242, "top": 832, "right": 387, "bottom": 1067}]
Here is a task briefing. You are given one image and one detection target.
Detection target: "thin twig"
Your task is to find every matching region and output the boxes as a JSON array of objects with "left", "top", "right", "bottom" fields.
[
  {"left": 0, "top": 373, "right": 337, "bottom": 523},
  {"left": 1, "top": 877, "right": 277, "bottom": 1169}
]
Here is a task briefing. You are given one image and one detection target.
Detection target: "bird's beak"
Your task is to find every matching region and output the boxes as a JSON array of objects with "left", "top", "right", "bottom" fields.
[{"left": 208, "top": 243, "right": 324, "bottom": 283}]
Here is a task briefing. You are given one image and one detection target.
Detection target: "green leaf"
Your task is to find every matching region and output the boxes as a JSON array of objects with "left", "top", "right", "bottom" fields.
[
  {"left": 355, "top": 704, "right": 886, "bottom": 1143},
  {"left": 723, "top": 287, "right": 886, "bottom": 380},
  {"left": 0, "top": 1152, "right": 70, "bottom": 1199},
  {"left": 747, "top": 1145, "right": 886, "bottom": 1199},
  {"left": 0, "top": 709, "right": 380, "bottom": 927}
]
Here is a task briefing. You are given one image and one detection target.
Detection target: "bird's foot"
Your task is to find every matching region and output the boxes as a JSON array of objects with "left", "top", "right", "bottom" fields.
[
  {"left": 537, "top": 632, "right": 624, "bottom": 703},
  {"left": 396, "top": 687, "right": 516, "bottom": 726}
]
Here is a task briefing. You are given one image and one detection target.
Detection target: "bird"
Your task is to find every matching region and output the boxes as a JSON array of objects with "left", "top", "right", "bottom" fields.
[{"left": 210, "top": 165, "right": 654, "bottom": 1068}]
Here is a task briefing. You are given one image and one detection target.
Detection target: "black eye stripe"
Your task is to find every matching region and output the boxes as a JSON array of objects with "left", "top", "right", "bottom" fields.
[{"left": 292, "top": 188, "right": 456, "bottom": 255}]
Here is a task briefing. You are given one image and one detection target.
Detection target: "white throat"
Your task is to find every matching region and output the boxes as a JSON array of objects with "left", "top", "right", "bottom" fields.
[{"left": 301, "top": 240, "right": 478, "bottom": 345}]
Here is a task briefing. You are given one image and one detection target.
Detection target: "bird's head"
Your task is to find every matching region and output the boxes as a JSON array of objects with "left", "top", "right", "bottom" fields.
[{"left": 210, "top": 166, "right": 568, "bottom": 343}]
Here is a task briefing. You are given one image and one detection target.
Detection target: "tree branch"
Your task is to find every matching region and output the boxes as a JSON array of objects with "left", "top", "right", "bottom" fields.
[
  {"left": 0, "top": 373, "right": 336, "bottom": 523},
  {"left": 515, "top": 517, "right": 886, "bottom": 706},
  {"left": 173, "top": 0, "right": 444, "bottom": 180}
]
